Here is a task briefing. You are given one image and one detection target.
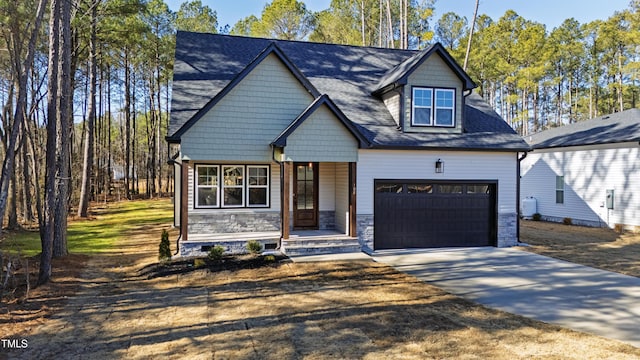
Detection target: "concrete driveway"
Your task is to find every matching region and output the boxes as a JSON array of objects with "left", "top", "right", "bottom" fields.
[{"left": 372, "top": 247, "right": 640, "bottom": 348}]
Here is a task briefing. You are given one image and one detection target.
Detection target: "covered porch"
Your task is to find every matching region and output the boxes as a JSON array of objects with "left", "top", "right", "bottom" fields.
[{"left": 182, "top": 228, "right": 359, "bottom": 256}]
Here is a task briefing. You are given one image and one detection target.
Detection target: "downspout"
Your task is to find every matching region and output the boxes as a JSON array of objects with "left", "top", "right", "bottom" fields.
[
  {"left": 271, "top": 145, "right": 283, "bottom": 250},
  {"left": 516, "top": 151, "right": 528, "bottom": 244},
  {"left": 167, "top": 156, "right": 182, "bottom": 255}
]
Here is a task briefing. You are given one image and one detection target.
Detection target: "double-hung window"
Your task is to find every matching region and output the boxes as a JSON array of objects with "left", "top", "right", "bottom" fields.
[
  {"left": 195, "top": 164, "right": 270, "bottom": 208},
  {"left": 196, "top": 165, "right": 219, "bottom": 207},
  {"left": 555, "top": 176, "right": 564, "bottom": 204},
  {"left": 412, "top": 87, "right": 455, "bottom": 127},
  {"left": 248, "top": 166, "right": 269, "bottom": 207},
  {"left": 222, "top": 166, "right": 244, "bottom": 207}
]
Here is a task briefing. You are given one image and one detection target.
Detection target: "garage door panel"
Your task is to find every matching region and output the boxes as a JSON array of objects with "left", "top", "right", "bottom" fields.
[{"left": 374, "top": 181, "right": 496, "bottom": 250}]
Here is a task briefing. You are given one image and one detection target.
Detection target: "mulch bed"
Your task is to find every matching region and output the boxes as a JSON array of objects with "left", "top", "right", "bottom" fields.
[{"left": 138, "top": 253, "right": 291, "bottom": 279}]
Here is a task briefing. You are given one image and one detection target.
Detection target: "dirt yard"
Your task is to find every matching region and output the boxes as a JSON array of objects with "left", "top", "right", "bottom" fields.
[
  {"left": 520, "top": 220, "right": 640, "bottom": 278},
  {"left": 3, "top": 204, "right": 640, "bottom": 359}
]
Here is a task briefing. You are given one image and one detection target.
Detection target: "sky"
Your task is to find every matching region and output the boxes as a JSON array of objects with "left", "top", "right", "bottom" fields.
[{"left": 164, "top": 0, "right": 633, "bottom": 31}]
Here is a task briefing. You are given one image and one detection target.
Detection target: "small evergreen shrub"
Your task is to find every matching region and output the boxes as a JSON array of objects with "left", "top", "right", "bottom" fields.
[
  {"left": 263, "top": 255, "right": 276, "bottom": 263},
  {"left": 563, "top": 217, "right": 572, "bottom": 225},
  {"left": 532, "top": 213, "right": 541, "bottom": 221},
  {"left": 208, "top": 245, "right": 225, "bottom": 261},
  {"left": 159, "top": 229, "right": 171, "bottom": 262},
  {"left": 246, "top": 240, "right": 263, "bottom": 254}
]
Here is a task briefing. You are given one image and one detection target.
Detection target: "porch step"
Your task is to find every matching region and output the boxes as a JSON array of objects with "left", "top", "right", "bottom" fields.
[{"left": 281, "top": 237, "right": 361, "bottom": 256}]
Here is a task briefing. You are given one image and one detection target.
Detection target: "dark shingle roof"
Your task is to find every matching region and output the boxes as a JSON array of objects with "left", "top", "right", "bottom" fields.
[
  {"left": 526, "top": 109, "right": 640, "bottom": 149},
  {"left": 169, "top": 31, "right": 528, "bottom": 151}
]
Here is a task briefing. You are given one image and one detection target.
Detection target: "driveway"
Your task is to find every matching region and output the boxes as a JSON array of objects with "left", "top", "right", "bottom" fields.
[{"left": 372, "top": 247, "right": 640, "bottom": 348}]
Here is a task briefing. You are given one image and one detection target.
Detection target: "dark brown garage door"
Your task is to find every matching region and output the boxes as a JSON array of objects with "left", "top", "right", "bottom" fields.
[{"left": 374, "top": 181, "right": 497, "bottom": 249}]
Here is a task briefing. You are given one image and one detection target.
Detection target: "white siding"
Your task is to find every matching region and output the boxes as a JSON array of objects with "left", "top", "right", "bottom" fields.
[
  {"left": 357, "top": 149, "right": 517, "bottom": 215},
  {"left": 318, "top": 163, "right": 336, "bottom": 211},
  {"left": 335, "top": 163, "right": 350, "bottom": 234},
  {"left": 382, "top": 91, "right": 401, "bottom": 127},
  {"left": 174, "top": 163, "right": 181, "bottom": 227},
  {"left": 181, "top": 53, "right": 314, "bottom": 162},
  {"left": 521, "top": 144, "right": 640, "bottom": 227}
]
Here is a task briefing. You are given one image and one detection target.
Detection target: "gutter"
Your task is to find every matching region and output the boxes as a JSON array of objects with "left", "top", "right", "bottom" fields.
[
  {"left": 516, "top": 151, "right": 528, "bottom": 244},
  {"left": 271, "top": 145, "right": 284, "bottom": 251},
  {"left": 167, "top": 156, "right": 182, "bottom": 256}
]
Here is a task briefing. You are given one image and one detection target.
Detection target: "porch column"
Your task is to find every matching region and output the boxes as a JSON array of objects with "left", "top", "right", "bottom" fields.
[
  {"left": 180, "top": 160, "right": 189, "bottom": 241},
  {"left": 349, "top": 162, "right": 357, "bottom": 237},
  {"left": 282, "top": 161, "right": 290, "bottom": 239}
]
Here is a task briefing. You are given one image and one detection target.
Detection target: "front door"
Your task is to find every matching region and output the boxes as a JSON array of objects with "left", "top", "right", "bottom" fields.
[{"left": 293, "top": 162, "right": 318, "bottom": 229}]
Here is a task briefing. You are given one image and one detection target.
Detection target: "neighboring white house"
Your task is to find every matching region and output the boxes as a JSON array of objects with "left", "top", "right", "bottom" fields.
[
  {"left": 167, "top": 32, "right": 529, "bottom": 256},
  {"left": 521, "top": 109, "right": 640, "bottom": 230}
]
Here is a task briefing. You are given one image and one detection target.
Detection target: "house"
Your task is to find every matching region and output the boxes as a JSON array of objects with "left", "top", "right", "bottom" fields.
[
  {"left": 167, "top": 31, "right": 529, "bottom": 257},
  {"left": 520, "top": 110, "right": 640, "bottom": 230}
]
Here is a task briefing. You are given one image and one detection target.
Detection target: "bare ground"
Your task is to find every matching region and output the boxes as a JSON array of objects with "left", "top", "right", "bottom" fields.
[
  {"left": 3, "top": 210, "right": 640, "bottom": 358},
  {"left": 520, "top": 220, "right": 640, "bottom": 277}
]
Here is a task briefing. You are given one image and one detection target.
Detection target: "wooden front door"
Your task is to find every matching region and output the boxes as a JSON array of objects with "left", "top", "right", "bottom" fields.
[{"left": 293, "top": 162, "right": 318, "bottom": 229}]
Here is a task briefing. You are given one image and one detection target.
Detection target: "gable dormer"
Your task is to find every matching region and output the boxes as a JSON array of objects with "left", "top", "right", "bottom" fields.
[{"left": 373, "top": 43, "right": 476, "bottom": 134}]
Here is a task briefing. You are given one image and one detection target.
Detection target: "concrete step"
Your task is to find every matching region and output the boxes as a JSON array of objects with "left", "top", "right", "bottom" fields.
[
  {"left": 281, "top": 237, "right": 359, "bottom": 247},
  {"left": 281, "top": 237, "right": 362, "bottom": 256},
  {"left": 282, "top": 243, "right": 362, "bottom": 256}
]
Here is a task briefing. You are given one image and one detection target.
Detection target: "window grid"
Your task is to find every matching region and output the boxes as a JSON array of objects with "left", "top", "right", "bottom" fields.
[
  {"left": 555, "top": 176, "right": 564, "bottom": 204},
  {"left": 196, "top": 165, "right": 219, "bottom": 208},
  {"left": 412, "top": 87, "right": 455, "bottom": 127},
  {"left": 194, "top": 165, "right": 270, "bottom": 209},
  {"left": 412, "top": 88, "right": 433, "bottom": 125},
  {"left": 247, "top": 166, "right": 270, "bottom": 207}
]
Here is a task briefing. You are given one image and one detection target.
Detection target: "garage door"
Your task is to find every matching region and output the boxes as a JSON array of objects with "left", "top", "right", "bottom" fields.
[{"left": 374, "top": 181, "right": 496, "bottom": 249}]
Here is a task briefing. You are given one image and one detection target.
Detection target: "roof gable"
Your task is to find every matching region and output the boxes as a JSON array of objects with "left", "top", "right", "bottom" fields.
[
  {"left": 372, "top": 42, "right": 477, "bottom": 96},
  {"left": 272, "top": 94, "right": 369, "bottom": 148},
  {"left": 167, "top": 40, "right": 320, "bottom": 142}
]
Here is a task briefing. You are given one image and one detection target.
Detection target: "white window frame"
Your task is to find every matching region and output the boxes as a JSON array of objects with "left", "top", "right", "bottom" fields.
[
  {"left": 411, "top": 88, "right": 433, "bottom": 126},
  {"left": 222, "top": 165, "right": 245, "bottom": 208},
  {"left": 247, "top": 165, "right": 270, "bottom": 207},
  {"left": 411, "top": 87, "right": 456, "bottom": 128},
  {"left": 434, "top": 89, "right": 455, "bottom": 127},
  {"left": 555, "top": 175, "right": 564, "bottom": 204},
  {"left": 195, "top": 165, "right": 219, "bottom": 208}
]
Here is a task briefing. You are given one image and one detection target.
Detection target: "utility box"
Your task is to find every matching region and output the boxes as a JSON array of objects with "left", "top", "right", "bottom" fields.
[{"left": 606, "top": 189, "right": 614, "bottom": 209}]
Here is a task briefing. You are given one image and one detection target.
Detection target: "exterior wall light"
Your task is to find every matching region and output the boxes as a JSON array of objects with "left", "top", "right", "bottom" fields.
[{"left": 435, "top": 159, "right": 444, "bottom": 173}]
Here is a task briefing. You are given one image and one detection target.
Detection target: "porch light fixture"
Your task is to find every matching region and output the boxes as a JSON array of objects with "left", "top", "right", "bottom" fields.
[{"left": 435, "top": 159, "right": 444, "bottom": 173}]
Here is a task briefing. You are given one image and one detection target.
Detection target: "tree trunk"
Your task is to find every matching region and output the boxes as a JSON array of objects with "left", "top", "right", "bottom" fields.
[
  {"left": 21, "top": 135, "right": 33, "bottom": 223},
  {"left": 124, "top": 54, "right": 131, "bottom": 200},
  {"left": 464, "top": 0, "right": 480, "bottom": 71},
  {"left": 78, "top": 1, "right": 97, "bottom": 218},
  {"left": 53, "top": 0, "right": 72, "bottom": 258},
  {"left": 0, "top": 0, "right": 47, "bottom": 228},
  {"left": 40, "top": 0, "right": 61, "bottom": 285}
]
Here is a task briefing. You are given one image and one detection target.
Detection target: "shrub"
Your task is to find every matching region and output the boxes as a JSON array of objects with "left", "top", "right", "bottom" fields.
[
  {"left": 208, "top": 245, "right": 225, "bottom": 261},
  {"left": 614, "top": 223, "right": 625, "bottom": 234},
  {"left": 532, "top": 213, "right": 541, "bottom": 221},
  {"left": 563, "top": 217, "right": 572, "bottom": 225},
  {"left": 194, "top": 258, "right": 206, "bottom": 268},
  {"left": 159, "top": 229, "right": 171, "bottom": 261},
  {"left": 263, "top": 255, "right": 276, "bottom": 263},
  {"left": 246, "top": 240, "right": 263, "bottom": 254}
]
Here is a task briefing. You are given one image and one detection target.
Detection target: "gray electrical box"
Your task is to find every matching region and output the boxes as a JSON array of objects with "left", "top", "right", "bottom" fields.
[{"left": 606, "top": 189, "right": 614, "bottom": 209}]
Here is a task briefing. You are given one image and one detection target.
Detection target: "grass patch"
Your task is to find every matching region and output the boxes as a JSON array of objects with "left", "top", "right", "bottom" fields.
[{"left": 0, "top": 199, "right": 173, "bottom": 256}]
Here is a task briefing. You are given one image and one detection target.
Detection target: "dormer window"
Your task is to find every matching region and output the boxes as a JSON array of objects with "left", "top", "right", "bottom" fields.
[{"left": 411, "top": 87, "right": 455, "bottom": 127}]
